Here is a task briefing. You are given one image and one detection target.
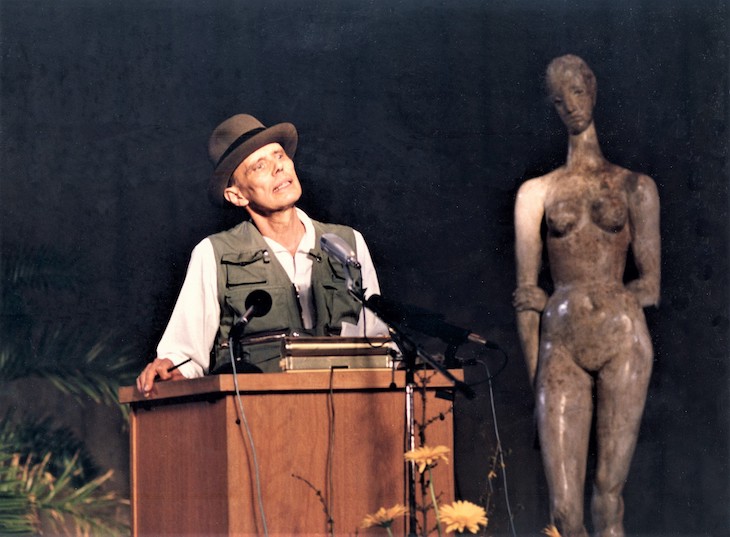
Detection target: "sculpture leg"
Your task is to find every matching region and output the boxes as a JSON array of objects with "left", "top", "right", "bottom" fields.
[
  {"left": 591, "top": 342, "right": 652, "bottom": 537},
  {"left": 536, "top": 348, "right": 593, "bottom": 537}
]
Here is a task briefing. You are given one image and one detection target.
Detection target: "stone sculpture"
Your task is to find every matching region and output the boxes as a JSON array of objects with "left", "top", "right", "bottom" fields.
[{"left": 513, "top": 54, "right": 660, "bottom": 537}]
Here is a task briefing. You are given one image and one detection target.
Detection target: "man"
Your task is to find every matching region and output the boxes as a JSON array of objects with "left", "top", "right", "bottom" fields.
[{"left": 137, "top": 114, "right": 387, "bottom": 397}]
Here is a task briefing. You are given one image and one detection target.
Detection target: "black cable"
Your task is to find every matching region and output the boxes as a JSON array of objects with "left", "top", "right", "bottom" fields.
[
  {"left": 462, "top": 346, "right": 510, "bottom": 387},
  {"left": 229, "top": 339, "right": 268, "bottom": 536},
  {"left": 326, "top": 367, "right": 336, "bottom": 537}
]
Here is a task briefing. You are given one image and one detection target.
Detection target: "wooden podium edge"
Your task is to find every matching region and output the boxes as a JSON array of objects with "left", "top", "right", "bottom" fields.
[{"left": 118, "top": 369, "right": 463, "bottom": 404}]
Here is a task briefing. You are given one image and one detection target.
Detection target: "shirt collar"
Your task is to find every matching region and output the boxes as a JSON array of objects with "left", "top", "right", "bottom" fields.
[{"left": 261, "top": 207, "right": 315, "bottom": 254}]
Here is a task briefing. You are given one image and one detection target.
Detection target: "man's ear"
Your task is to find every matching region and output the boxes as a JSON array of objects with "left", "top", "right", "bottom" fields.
[{"left": 223, "top": 185, "right": 249, "bottom": 208}]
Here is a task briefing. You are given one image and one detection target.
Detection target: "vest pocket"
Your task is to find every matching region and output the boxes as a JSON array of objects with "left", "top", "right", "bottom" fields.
[
  {"left": 321, "top": 282, "right": 361, "bottom": 333},
  {"left": 317, "top": 258, "right": 362, "bottom": 333},
  {"left": 224, "top": 285, "right": 297, "bottom": 335},
  {"left": 222, "top": 250, "right": 270, "bottom": 286}
]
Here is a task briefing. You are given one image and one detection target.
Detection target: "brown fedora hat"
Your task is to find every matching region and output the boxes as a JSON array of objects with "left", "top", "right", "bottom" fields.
[{"left": 207, "top": 114, "right": 298, "bottom": 206}]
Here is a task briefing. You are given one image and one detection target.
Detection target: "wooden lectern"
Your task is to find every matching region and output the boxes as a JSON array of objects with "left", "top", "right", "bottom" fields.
[{"left": 119, "top": 369, "right": 459, "bottom": 536}]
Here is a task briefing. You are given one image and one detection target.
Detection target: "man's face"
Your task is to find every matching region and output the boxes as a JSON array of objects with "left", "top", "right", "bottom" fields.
[
  {"left": 549, "top": 70, "right": 595, "bottom": 135},
  {"left": 225, "top": 142, "right": 302, "bottom": 215}
]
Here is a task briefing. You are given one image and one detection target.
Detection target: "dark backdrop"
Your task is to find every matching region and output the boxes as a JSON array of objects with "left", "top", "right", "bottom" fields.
[{"left": 1, "top": 0, "right": 728, "bottom": 535}]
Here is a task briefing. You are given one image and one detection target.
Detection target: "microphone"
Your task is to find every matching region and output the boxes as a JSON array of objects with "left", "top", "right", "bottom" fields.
[
  {"left": 364, "top": 294, "right": 498, "bottom": 349},
  {"left": 320, "top": 233, "right": 361, "bottom": 269},
  {"left": 229, "top": 289, "right": 273, "bottom": 339}
]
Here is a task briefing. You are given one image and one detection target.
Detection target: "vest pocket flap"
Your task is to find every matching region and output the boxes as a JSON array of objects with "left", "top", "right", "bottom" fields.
[
  {"left": 224, "top": 263, "right": 268, "bottom": 286},
  {"left": 221, "top": 250, "right": 269, "bottom": 266},
  {"left": 222, "top": 251, "right": 270, "bottom": 286}
]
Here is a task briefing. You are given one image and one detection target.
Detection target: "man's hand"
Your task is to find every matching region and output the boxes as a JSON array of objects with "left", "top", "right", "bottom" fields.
[{"left": 136, "top": 357, "right": 186, "bottom": 398}]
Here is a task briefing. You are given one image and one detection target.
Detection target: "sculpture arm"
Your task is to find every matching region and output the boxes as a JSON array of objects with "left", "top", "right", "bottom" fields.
[
  {"left": 513, "top": 178, "right": 548, "bottom": 388},
  {"left": 626, "top": 174, "right": 661, "bottom": 308}
]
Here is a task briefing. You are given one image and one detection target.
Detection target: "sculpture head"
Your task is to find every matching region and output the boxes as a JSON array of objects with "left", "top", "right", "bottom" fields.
[{"left": 546, "top": 55, "right": 597, "bottom": 135}]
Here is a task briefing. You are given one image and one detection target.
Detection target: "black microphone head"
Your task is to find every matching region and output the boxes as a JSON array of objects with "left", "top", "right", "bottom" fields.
[{"left": 245, "top": 289, "right": 273, "bottom": 318}]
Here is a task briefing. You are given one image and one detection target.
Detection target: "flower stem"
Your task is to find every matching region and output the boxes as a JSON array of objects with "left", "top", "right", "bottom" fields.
[
  {"left": 386, "top": 528, "right": 394, "bottom": 537},
  {"left": 428, "top": 468, "right": 442, "bottom": 537}
]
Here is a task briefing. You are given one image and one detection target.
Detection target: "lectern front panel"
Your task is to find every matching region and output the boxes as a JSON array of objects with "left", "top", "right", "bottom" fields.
[{"left": 121, "top": 370, "right": 457, "bottom": 536}]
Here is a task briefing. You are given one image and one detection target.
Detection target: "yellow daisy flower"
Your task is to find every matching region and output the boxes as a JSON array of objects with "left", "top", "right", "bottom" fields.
[
  {"left": 404, "top": 445, "right": 450, "bottom": 474},
  {"left": 360, "top": 504, "right": 409, "bottom": 529},
  {"left": 542, "top": 524, "right": 562, "bottom": 537},
  {"left": 439, "top": 500, "right": 488, "bottom": 534}
]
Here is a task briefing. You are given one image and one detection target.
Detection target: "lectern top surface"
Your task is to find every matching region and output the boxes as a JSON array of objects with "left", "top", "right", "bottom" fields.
[{"left": 118, "top": 368, "right": 463, "bottom": 404}]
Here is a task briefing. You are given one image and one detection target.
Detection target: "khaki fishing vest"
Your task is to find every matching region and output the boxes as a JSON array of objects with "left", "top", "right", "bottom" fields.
[{"left": 208, "top": 218, "right": 363, "bottom": 373}]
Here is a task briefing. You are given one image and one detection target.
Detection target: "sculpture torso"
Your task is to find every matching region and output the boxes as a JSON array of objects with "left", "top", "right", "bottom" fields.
[{"left": 540, "top": 164, "right": 650, "bottom": 373}]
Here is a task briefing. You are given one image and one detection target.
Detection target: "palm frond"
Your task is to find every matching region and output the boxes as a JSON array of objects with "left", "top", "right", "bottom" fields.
[
  {"left": 0, "top": 448, "right": 129, "bottom": 536},
  {"left": 0, "top": 323, "right": 138, "bottom": 412},
  {"left": 1, "top": 244, "right": 80, "bottom": 294},
  {"left": 0, "top": 415, "right": 101, "bottom": 486},
  {"left": 0, "top": 452, "right": 35, "bottom": 534}
]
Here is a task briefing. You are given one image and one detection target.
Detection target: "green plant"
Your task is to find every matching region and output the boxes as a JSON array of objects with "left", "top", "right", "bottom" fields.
[
  {"left": 0, "top": 446, "right": 128, "bottom": 536},
  {"left": 0, "top": 415, "right": 100, "bottom": 488},
  {"left": 0, "top": 324, "right": 137, "bottom": 412},
  {"left": 0, "top": 450, "right": 34, "bottom": 535},
  {"left": 0, "top": 243, "right": 137, "bottom": 534}
]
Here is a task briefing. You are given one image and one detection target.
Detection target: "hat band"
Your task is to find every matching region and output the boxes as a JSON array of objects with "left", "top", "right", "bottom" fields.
[{"left": 215, "top": 127, "right": 266, "bottom": 169}]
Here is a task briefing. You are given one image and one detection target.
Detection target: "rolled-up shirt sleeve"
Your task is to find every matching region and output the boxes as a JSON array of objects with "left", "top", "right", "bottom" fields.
[{"left": 155, "top": 239, "right": 220, "bottom": 378}]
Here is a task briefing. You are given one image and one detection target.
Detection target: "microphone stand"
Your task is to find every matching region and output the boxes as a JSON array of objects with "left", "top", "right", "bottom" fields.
[{"left": 345, "top": 270, "right": 473, "bottom": 536}]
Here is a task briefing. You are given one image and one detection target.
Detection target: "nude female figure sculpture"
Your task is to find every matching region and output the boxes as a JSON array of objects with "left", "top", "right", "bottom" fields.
[{"left": 513, "top": 55, "right": 660, "bottom": 537}]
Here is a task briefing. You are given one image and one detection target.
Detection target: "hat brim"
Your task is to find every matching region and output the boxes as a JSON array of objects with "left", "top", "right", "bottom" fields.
[{"left": 209, "top": 122, "right": 298, "bottom": 206}]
